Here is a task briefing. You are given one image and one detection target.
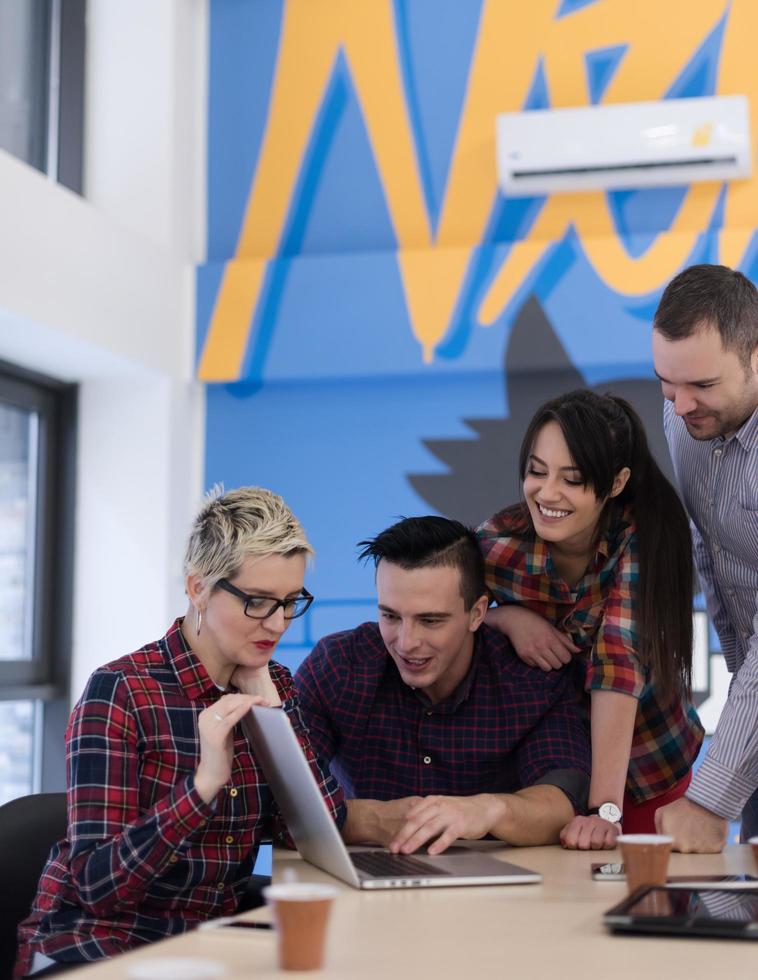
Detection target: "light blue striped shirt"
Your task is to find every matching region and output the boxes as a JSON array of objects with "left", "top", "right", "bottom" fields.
[{"left": 664, "top": 399, "right": 758, "bottom": 819}]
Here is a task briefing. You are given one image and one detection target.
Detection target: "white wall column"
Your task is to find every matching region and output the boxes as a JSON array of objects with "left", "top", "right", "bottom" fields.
[{"left": 0, "top": 0, "right": 208, "bottom": 703}]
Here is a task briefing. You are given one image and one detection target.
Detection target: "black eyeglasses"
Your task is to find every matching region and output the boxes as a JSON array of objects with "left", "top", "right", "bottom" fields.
[{"left": 215, "top": 579, "right": 314, "bottom": 620}]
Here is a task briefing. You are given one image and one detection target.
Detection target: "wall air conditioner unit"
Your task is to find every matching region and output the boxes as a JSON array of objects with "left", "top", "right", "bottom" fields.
[{"left": 496, "top": 95, "right": 751, "bottom": 197}]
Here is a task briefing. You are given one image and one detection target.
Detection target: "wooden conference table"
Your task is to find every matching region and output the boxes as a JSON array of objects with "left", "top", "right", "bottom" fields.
[{"left": 68, "top": 843, "right": 757, "bottom": 979}]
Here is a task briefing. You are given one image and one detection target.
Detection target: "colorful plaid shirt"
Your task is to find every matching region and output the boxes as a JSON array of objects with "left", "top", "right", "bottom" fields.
[
  {"left": 295, "top": 622, "right": 590, "bottom": 811},
  {"left": 476, "top": 505, "right": 704, "bottom": 804},
  {"left": 15, "top": 620, "right": 345, "bottom": 976}
]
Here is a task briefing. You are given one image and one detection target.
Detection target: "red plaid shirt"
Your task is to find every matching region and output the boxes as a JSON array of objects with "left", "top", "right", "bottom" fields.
[
  {"left": 476, "top": 505, "right": 703, "bottom": 803},
  {"left": 15, "top": 620, "right": 345, "bottom": 976}
]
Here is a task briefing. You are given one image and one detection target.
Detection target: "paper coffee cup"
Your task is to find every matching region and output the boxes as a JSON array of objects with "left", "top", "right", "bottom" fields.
[
  {"left": 263, "top": 883, "right": 338, "bottom": 971},
  {"left": 617, "top": 833, "right": 674, "bottom": 895}
]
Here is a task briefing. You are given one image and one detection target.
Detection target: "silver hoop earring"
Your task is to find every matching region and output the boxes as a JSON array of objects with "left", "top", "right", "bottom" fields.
[{"left": 196, "top": 607, "right": 203, "bottom": 636}]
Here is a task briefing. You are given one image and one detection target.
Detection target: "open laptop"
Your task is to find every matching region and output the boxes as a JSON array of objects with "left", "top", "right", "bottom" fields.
[{"left": 243, "top": 704, "right": 542, "bottom": 890}]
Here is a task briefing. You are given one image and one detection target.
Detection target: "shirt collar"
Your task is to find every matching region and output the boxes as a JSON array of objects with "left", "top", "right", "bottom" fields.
[
  {"left": 543, "top": 503, "right": 632, "bottom": 579},
  {"left": 598, "top": 503, "right": 635, "bottom": 563},
  {"left": 729, "top": 403, "right": 758, "bottom": 453},
  {"left": 525, "top": 536, "right": 551, "bottom": 575},
  {"left": 595, "top": 535, "right": 610, "bottom": 560},
  {"left": 162, "top": 618, "right": 220, "bottom": 701},
  {"left": 513, "top": 504, "right": 631, "bottom": 577},
  {"left": 409, "top": 636, "right": 480, "bottom": 714}
]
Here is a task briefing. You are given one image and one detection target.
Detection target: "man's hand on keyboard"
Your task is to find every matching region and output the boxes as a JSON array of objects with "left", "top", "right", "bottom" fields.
[
  {"left": 389, "top": 794, "right": 505, "bottom": 855},
  {"left": 343, "top": 796, "right": 423, "bottom": 847}
]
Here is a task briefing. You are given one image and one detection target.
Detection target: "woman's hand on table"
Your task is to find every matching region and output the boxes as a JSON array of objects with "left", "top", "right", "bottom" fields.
[
  {"left": 195, "top": 693, "right": 270, "bottom": 803},
  {"left": 560, "top": 814, "right": 621, "bottom": 850}
]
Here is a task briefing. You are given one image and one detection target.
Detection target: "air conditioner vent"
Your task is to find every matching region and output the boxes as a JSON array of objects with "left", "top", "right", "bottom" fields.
[{"left": 497, "top": 96, "right": 751, "bottom": 196}]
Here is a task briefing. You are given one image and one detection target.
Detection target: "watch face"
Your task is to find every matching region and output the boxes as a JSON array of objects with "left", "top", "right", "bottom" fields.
[{"left": 598, "top": 802, "right": 622, "bottom": 823}]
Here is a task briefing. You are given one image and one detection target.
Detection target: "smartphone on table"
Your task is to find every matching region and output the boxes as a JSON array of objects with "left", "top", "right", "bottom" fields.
[{"left": 591, "top": 863, "right": 758, "bottom": 887}]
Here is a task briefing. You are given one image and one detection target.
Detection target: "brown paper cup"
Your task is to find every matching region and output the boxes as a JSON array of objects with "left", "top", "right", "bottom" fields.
[
  {"left": 617, "top": 833, "right": 674, "bottom": 895},
  {"left": 263, "top": 883, "right": 337, "bottom": 971}
]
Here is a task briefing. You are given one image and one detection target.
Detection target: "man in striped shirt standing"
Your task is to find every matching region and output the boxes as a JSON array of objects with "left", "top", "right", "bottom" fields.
[{"left": 652, "top": 264, "right": 758, "bottom": 852}]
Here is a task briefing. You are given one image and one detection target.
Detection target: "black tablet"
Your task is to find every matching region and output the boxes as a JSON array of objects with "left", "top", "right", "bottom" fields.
[{"left": 604, "top": 886, "right": 758, "bottom": 940}]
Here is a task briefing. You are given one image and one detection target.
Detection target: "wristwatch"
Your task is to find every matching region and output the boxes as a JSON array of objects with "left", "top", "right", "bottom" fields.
[{"left": 587, "top": 802, "right": 622, "bottom": 824}]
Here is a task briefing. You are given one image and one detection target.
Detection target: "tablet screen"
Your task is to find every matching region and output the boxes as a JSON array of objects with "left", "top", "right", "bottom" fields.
[{"left": 625, "top": 887, "right": 758, "bottom": 924}]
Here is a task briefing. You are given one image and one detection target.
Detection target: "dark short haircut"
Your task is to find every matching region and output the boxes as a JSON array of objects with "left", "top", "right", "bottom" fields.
[
  {"left": 654, "top": 263, "right": 758, "bottom": 366},
  {"left": 357, "top": 516, "right": 486, "bottom": 610}
]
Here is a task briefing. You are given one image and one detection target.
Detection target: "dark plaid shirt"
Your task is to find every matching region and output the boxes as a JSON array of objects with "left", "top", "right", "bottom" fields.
[
  {"left": 15, "top": 620, "right": 345, "bottom": 976},
  {"left": 295, "top": 622, "right": 590, "bottom": 808}
]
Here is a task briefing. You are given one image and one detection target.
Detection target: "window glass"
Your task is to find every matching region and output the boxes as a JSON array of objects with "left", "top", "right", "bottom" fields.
[
  {"left": 0, "top": 700, "right": 37, "bottom": 804},
  {"left": 0, "top": 400, "right": 38, "bottom": 661},
  {"left": 0, "top": 364, "right": 75, "bottom": 804},
  {"left": 0, "top": 0, "right": 50, "bottom": 172}
]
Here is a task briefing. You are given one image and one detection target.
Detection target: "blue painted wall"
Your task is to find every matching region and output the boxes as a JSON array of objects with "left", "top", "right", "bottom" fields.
[{"left": 200, "top": 1, "right": 756, "bottom": 742}]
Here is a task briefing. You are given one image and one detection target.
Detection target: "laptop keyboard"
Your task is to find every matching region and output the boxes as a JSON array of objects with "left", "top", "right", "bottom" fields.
[{"left": 351, "top": 850, "right": 451, "bottom": 878}]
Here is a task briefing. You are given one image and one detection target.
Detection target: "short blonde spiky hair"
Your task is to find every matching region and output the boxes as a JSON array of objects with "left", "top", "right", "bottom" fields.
[{"left": 184, "top": 486, "right": 313, "bottom": 589}]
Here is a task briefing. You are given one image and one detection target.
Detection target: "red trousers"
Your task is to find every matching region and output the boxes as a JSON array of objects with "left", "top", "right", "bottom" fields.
[{"left": 622, "top": 771, "right": 692, "bottom": 834}]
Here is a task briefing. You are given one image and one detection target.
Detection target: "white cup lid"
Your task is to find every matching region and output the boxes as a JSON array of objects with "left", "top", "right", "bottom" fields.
[
  {"left": 263, "top": 882, "right": 338, "bottom": 902},
  {"left": 617, "top": 834, "right": 674, "bottom": 845}
]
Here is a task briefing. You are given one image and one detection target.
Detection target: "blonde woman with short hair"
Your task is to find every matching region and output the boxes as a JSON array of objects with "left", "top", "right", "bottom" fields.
[{"left": 16, "top": 487, "right": 345, "bottom": 978}]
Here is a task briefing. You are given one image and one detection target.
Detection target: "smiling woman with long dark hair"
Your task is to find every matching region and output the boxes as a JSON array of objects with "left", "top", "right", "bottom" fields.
[{"left": 477, "top": 389, "right": 704, "bottom": 849}]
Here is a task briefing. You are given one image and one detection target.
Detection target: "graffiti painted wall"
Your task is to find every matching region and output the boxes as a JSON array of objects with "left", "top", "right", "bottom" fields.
[{"left": 198, "top": 0, "right": 758, "bottom": 728}]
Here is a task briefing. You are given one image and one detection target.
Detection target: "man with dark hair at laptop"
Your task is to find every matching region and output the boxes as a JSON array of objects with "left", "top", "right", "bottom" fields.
[{"left": 295, "top": 516, "right": 590, "bottom": 856}]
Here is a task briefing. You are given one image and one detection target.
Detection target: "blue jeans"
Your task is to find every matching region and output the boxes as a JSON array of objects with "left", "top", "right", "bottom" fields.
[{"left": 741, "top": 784, "right": 758, "bottom": 841}]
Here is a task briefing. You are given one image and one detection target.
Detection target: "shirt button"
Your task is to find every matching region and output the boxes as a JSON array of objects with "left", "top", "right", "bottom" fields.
[
  {"left": 199, "top": 819, "right": 207, "bottom": 827},
  {"left": 713, "top": 543, "right": 721, "bottom": 554},
  {"left": 426, "top": 711, "right": 433, "bottom": 717},
  {"left": 713, "top": 447, "right": 722, "bottom": 456},
  {"left": 229, "top": 788, "right": 238, "bottom": 798},
  {"left": 225, "top": 835, "right": 234, "bottom": 844},
  {"left": 169, "top": 854, "right": 179, "bottom": 864},
  {"left": 423, "top": 755, "right": 432, "bottom": 765},
  {"left": 217, "top": 882, "right": 226, "bottom": 892}
]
